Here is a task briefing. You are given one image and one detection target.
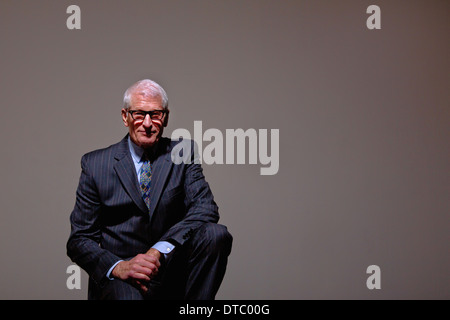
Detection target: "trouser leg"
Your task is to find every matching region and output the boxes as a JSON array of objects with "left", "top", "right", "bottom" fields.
[
  {"left": 184, "top": 223, "right": 233, "bottom": 299},
  {"left": 154, "top": 223, "right": 233, "bottom": 300},
  {"left": 89, "top": 276, "right": 144, "bottom": 300}
]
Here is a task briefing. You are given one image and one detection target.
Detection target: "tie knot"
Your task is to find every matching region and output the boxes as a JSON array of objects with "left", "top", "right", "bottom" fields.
[{"left": 142, "top": 150, "right": 153, "bottom": 162}]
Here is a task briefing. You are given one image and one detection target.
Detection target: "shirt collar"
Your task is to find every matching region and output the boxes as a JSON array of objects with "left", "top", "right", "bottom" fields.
[{"left": 128, "top": 136, "right": 145, "bottom": 163}]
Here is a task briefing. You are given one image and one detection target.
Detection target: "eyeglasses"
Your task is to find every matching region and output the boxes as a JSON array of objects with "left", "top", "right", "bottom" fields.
[{"left": 127, "top": 109, "right": 167, "bottom": 121}]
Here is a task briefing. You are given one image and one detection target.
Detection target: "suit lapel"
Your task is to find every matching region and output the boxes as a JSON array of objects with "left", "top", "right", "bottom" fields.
[
  {"left": 113, "top": 136, "right": 174, "bottom": 218},
  {"left": 148, "top": 140, "right": 173, "bottom": 222},
  {"left": 113, "top": 137, "right": 149, "bottom": 214}
]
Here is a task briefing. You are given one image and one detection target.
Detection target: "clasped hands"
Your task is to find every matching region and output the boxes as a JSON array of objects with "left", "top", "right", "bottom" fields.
[{"left": 111, "top": 248, "right": 162, "bottom": 294}]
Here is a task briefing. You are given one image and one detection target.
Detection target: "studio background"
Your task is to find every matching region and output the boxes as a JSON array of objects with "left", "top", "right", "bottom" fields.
[{"left": 0, "top": 0, "right": 448, "bottom": 299}]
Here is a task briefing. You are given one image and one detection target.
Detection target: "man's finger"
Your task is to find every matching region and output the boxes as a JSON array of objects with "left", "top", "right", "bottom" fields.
[
  {"left": 129, "top": 271, "right": 151, "bottom": 282},
  {"left": 134, "top": 280, "right": 148, "bottom": 293},
  {"left": 133, "top": 255, "right": 160, "bottom": 272},
  {"left": 139, "top": 253, "right": 161, "bottom": 268},
  {"left": 135, "top": 254, "right": 160, "bottom": 267}
]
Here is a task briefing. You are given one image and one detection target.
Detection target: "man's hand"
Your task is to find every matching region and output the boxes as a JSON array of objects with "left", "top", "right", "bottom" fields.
[
  {"left": 146, "top": 247, "right": 162, "bottom": 261},
  {"left": 111, "top": 250, "right": 162, "bottom": 293}
]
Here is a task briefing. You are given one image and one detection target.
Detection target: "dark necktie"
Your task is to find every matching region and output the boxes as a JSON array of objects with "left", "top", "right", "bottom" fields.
[{"left": 140, "top": 152, "right": 152, "bottom": 211}]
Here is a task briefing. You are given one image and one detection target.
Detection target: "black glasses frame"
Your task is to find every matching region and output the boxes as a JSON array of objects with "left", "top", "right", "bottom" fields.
[{"left": 127, "top": 109, "right": 167, "bottom": 121}]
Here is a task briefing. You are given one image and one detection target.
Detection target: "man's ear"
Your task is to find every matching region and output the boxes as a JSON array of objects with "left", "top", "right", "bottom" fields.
[
  {"left": 163, "top": 110, "right": 170, "bottom": 127},
  {"left": 121, "top": 109, "right": 129, "bottom": 127}
]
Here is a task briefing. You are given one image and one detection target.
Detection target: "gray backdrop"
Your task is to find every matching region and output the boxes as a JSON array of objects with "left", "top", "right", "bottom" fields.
[{"left": 0, "top": 0, "right": 448, "bottom": 299}]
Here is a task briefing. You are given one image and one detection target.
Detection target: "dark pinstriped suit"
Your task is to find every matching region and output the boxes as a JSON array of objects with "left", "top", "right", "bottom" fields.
[{"left": 67, "top": 135, "right": 232, "bottom": 299}]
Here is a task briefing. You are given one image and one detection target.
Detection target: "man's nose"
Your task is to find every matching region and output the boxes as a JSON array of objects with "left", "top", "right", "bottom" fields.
[{"left": 142, "top": 114, "right": 153, "bottom": 127}]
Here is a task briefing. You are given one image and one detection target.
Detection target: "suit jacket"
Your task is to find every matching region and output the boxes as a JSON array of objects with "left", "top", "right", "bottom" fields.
[{"left": 67, "top": 135, "right": 219, "bottom": 289}]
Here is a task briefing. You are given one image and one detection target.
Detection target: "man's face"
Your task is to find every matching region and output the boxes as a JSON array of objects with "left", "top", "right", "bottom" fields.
[{"left": 121, "top": 93, "right": 168, "bottom": 149}]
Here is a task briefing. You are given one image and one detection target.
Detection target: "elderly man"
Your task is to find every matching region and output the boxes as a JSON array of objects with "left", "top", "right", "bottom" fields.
[{"left": 67, "top": 79, "right": 232, "bottom": 300}]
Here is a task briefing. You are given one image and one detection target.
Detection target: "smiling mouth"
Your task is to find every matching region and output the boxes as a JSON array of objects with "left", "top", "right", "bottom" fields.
[{"left": 139, "top": 131, "right": 156, "bottom": 136}]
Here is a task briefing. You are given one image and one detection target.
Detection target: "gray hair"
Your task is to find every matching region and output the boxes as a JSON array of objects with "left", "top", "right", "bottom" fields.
[{"left": 123, "top": 79, "right": 169, "bottom": 110}]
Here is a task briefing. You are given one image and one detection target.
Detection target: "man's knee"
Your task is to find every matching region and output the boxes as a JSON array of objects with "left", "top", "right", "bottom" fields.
[{"left": 197, "top": 223, "right": 233, "bottom": 255}]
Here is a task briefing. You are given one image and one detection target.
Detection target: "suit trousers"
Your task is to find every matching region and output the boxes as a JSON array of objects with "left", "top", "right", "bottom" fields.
[{"left": 90, "top": 223, "right": 232, "bottom": 300}]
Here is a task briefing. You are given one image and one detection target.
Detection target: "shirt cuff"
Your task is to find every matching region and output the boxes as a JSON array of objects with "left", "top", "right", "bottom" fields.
[
  {"left": 152, "top": 241, "right": 175, "bottom": 259},
  {"left": 106, "top": 260, "right": 123, "bottom": 280}
]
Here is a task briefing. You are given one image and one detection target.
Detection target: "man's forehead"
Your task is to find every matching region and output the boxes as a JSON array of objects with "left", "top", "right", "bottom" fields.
[{"left": 130, "top": 91, "right": 162, "bottom": 105}]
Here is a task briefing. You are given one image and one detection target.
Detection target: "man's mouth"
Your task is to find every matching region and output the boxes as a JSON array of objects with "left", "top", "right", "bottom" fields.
[{"left": 139, "top": 131, "right": 156, "bottom": 136}]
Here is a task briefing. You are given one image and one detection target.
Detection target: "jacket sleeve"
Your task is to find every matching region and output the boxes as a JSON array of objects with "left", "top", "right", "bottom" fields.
[
  {"left": 66, "top": 154, "right": 121, "bottom": 287},
  {"left": 159, "top": 140, "right": 220, "bottom": 246}
]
